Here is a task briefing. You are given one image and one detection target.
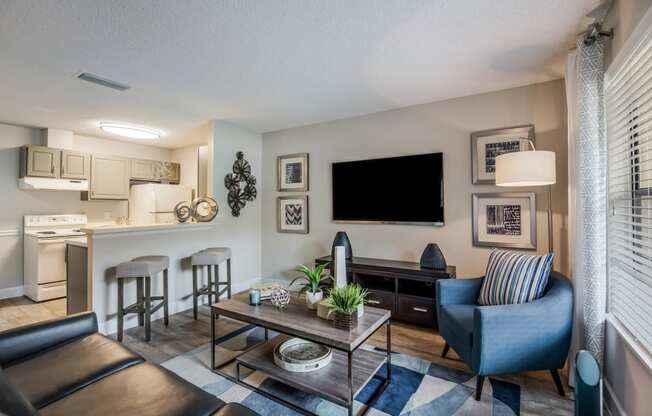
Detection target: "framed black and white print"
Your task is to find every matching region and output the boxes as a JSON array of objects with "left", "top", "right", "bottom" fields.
[
  {"left": 472, "top": 193, "right": 536, "bottom": 249},
  {"left": 471, "top": 125, "right": 535, "bottom": 184},
  {"left": 277, "top": 153, "right": 309, "bottom": 192},
  {"left": 277, "top": 195, "right": 309, "bottom": 234}
]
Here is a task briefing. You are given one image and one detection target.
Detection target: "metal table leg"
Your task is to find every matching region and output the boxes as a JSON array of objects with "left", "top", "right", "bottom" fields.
[
  {"left": 387, "top": 320, "right": 392, "bottom": 381},
  {"left": 211, "top": 308, "right": 216, "bottom": 370},
  {"left": 348, "top": 350, "right": 354, "bottom": 416}
]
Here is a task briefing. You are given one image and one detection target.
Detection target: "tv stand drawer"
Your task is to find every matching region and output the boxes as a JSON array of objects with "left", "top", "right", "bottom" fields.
[
  {"left": 366, "top": 289, "right": 395, "bottom": 313},
  {"left": 397, "top": 295, "right": 435, "bottom": 327}
]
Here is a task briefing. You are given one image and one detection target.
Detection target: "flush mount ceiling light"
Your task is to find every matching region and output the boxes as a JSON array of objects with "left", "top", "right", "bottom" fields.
[{"left": 99, "top": 122, "right": 161, "bottom": 139}]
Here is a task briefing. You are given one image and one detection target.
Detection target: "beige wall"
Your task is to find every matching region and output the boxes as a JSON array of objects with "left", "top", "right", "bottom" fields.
[
  {"left": 261, "top": 80, "right": 568, "bottom": 281},
  {"left": 0, "top": 123, "right": 175, "bottom": 294},
  {"left": 602, "top": 2, "right": 652, "bottom": 415}
]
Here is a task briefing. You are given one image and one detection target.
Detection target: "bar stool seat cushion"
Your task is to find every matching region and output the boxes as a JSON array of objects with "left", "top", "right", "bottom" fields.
[
  {"left": 116, "top": 256, "right": 170, "bottom": 278},
  {"left": 191, "top": 248, "right": 231, "bottom": 266}
]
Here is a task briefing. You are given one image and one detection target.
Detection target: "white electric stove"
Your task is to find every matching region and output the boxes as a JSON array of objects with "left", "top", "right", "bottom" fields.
[{"left": 23, "top": 214, "right": 87, "bottom": 302}]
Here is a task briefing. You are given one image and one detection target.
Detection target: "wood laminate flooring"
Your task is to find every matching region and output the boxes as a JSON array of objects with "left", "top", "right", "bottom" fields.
[
  {"left": 0, "top": 296, "right": 66, "bottom": 331},
  {"left": 0, "top": 298, "right": 573, "bottom": 415}
]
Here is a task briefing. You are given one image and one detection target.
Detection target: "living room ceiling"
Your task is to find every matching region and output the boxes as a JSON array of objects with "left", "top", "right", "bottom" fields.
[{"left": 0, "top": 0, "right": 597, "bottom": 147}]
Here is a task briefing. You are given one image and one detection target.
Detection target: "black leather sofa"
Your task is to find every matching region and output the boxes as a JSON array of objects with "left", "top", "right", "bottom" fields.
[{"left": 0, "top": 312, "right": 257, "bottom": 416}]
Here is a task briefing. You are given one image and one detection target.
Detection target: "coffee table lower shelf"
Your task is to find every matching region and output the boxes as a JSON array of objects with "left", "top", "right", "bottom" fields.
[{"left": 235, "top": 335, "right": 388, "bottom": 409}]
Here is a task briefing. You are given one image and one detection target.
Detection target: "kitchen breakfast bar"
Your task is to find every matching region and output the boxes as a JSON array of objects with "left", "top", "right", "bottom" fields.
[{"left": 79, "top": 221, "right": 228, "bottom": 334}]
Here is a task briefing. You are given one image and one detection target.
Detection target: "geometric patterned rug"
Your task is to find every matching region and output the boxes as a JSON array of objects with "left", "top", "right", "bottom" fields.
[{"left": 162, "top": 325, "right": 520, "bottom": 415}]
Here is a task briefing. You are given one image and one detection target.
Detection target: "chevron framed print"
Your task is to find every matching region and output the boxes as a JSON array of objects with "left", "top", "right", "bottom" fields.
[{"left": 277, "top": 195, "right": 309, "bottom": 234}]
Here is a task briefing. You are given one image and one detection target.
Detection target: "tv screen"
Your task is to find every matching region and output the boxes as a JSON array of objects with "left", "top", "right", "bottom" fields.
[{"left": 332, "top": 152, "right": 444, "bottom": 225}]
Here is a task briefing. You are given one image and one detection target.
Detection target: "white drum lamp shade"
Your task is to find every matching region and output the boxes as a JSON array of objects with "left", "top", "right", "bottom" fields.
[{"left": 495, "top": 150, "right": 556, "bottom": 186}]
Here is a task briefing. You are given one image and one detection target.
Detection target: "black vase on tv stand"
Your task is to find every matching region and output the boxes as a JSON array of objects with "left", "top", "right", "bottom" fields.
[
  {"left": 331, "top": 231, "right": 353, "bottom": 260},
  {"left": 420, "top": 243, "right": 447, "bottom": 270}
]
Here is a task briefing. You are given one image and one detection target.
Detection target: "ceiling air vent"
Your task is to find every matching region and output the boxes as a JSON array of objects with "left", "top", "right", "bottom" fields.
[{"left": 76, "top": 72, "right": 131, "bottom": 91}]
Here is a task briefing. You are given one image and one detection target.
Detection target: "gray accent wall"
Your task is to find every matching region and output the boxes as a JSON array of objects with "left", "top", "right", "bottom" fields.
[{"left": 261, "top": 79, "right": 569, "bottom": 281}]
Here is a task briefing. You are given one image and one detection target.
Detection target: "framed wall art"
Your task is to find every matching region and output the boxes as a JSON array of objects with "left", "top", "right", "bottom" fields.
[
  {"left": 471, "top": 125, "right": 535, "bottom": 184},
  {"left": 472, "top": 192, "right": 536, "bottom": 250},
  {"left": 277, "top": 153, "right": 309, "bottom": 192},
  {"left": 278, "top": 195, "right": 309, "bottom": 234}
]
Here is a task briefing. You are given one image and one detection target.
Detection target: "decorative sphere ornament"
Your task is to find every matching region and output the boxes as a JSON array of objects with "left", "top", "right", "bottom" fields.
[
  {"left": 174, "top": 201, "right": 192, "bottom": 223},
  {"left": 270, "top": 287, "right": 291, "bottom": 310}
]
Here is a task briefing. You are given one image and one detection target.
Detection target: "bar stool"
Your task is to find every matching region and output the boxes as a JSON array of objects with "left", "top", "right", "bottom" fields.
[
  {"left": 115, "top": 255, "right": 170, "bottom": 342},
  {"left": 190, "top": 247, "right": 232, "bottom": 319}
]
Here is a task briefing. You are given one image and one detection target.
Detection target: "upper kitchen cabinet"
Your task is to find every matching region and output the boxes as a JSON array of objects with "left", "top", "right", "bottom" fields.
[
  {"left": 87, "top": 155, "right": 130, "bottom": 199},
  {"left": 156, "top": 161, "right": 180, "bottom": 183},
  {"left": 130, "top": 159, "right": 157, "bottom": 181},
  {"left": 20, "top": 145, "right": 60, "bottom": 178},
  {"left": 60, "top": 150, "right": 90, "bottom": 180}
]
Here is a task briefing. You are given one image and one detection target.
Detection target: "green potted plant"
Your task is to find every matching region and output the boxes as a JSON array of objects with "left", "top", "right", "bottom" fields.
[
  {"left": 326, "top": 284, "right": 368, "bottom": 330},
  {"left": 290, "top": 263, "right": 333, "bottom": 310}
]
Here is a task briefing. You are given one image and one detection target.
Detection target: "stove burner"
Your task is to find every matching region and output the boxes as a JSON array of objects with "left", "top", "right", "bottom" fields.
[{"left": 37, "top": 231, "right": 57, "bottom": 235}]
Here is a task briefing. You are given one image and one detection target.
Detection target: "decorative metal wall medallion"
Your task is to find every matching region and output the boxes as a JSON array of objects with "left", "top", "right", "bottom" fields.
[{"left": 225, "top": 151, "right": 257, "bottom": 216}]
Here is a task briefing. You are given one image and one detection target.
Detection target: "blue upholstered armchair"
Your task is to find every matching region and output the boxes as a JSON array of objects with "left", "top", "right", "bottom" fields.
[{"left": 436, "top": 271, "right": 573, "bottom": 400}]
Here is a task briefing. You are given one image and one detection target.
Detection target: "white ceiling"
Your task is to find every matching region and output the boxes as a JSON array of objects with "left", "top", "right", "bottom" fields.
[{"left": 0, "top": 0, "right": 597, "bottom": 147}]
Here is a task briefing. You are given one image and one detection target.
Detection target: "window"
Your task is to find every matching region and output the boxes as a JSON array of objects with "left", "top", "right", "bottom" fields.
[{"left": 606, "top": 32, "right": 652, "bottom": 354}]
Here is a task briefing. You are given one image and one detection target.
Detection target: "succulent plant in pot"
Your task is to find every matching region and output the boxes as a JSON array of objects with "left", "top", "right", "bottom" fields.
[
  {"left": 290, "top": 263, "right": 333, "bottom": 310},
  {"left": 326, "top": 284, "right": 368, "bottom": 330}
]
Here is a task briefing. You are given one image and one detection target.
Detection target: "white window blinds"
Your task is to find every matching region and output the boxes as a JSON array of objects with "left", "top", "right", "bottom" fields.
[{"left": 607, "top": 29, "right": 652, "bottom": 354}]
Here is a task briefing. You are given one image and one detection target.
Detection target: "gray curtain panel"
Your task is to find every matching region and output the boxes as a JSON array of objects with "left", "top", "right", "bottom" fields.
[{"left": 571, "top": 36, "right": 608, "bottom": 367}]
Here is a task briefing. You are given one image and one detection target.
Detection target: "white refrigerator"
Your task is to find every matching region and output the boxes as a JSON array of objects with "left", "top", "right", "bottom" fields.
[{"left": 129, "top": 183, "right": 193, "bottom": 225}]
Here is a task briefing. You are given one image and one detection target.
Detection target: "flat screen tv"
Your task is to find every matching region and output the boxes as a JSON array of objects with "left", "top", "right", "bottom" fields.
[{"left": 332, "top": 152, "right": 444, "bottom": 225}]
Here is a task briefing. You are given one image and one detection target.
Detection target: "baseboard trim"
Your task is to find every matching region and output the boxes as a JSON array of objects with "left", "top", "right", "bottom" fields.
[
  {"left": 0, "top": 286, "right": 24, "bottom": 300},
  {"left": 604, "top": 380, "right": 627, "bottom": 416}
]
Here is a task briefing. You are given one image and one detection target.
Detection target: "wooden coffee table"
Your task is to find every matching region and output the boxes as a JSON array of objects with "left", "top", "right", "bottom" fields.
[{"left": 210, "top": 293, "right": 391, "bottom": 416}]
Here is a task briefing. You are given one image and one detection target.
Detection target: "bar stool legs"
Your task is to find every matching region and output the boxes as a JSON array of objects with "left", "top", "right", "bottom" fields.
[
  {"left": 144, "top": 276, "right": 151, "bottom": 342},
  {"left": 136, "top": 278, "right": 144, "bottom": 327},
  {"left": 163, "top": 269, "right": 169, "bottom": 327},
  {"left": 117, "top": 279, "right": 124, "bottom": 342},
  {"left": 207, "top": 265, "right": 213, "bottom": 307},
  {"left": 116, "top": 271, "right": 169, "bottom": 343},
  {"left": 192, "top": 265, "right": 199, "bottom": 320},
  {"left": 227, "top": 259, "right": 232, "bottom": 299}
]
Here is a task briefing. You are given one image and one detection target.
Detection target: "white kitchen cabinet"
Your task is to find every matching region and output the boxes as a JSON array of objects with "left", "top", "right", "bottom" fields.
[
  {"left": 21, "top": 145, "right": 60, "bottom": 178},
  {"left": 155, "top": 161, "right": 181, "bottom": 183},
  {"left": 130, "top": 159, "right": 158, "bottom": 181},
  {"left": 61, "top": 150, "right": 90, "bottom": 180},
  {"left": 88, "top": 155, "right": 130, "bottom": 199}
]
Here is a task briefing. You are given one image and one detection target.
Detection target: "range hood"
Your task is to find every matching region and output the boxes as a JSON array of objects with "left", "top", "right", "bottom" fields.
[{"left": 18, "top": 177, "right": 89, "bottom": 191}]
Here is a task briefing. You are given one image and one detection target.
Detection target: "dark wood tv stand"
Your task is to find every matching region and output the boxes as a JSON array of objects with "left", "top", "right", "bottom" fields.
[{"left": 315, "top": 256, "right": 456, "bottom": 328}]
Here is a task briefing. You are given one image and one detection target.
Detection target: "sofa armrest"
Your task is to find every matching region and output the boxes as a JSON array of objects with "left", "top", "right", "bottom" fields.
[
  {"left": 0, "top": 312, "right": 98, "bottom": 366},
  {"left": 472, "top": 286, "right": 573, "bottom": 375},
  {"left": 436, "top": 277, "right": 483, "bottom": 306}
]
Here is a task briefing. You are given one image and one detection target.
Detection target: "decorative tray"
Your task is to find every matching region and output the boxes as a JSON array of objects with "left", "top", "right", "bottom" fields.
[{"left": 273, "top": 337, "right": 332, "bottom": 372}]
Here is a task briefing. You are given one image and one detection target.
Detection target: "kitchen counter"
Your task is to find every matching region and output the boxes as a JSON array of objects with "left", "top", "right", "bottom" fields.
[
  {"left": 64, "top": 239, "right": 87, "bottom": 248},
  {"left": 82, "top": 221, "right": 215, "bottom": 237},
  {"left": 83, "top": 219, "right": 242, "bottom": 334}
]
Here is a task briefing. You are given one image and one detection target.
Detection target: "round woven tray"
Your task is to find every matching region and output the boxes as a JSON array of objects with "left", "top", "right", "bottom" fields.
[{"left": 273, "top": 338, "right": 332, "bottom": 372}]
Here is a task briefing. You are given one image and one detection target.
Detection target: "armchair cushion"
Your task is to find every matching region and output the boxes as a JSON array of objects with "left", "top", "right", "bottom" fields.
[{"left": 478, "top": 250, "right": 554, "bottom": 305}]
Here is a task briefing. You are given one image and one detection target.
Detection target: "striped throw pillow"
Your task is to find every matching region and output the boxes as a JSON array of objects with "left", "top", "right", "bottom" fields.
[{"left": 477, "top": 250, "right": 554, "bottom": 305}]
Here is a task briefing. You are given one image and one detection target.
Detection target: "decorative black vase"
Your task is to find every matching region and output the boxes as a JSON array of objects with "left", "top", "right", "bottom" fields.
[
  {"left": 420, "top": 243, "right": 446, "bottom": 270},
  {"left": 331, "top": 231, "right": 353, "bottom": 260}
]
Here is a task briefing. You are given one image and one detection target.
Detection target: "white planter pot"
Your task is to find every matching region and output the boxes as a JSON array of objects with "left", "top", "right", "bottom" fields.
[{"left": 305, "top": 291, "right": 323, "bottom": 310}]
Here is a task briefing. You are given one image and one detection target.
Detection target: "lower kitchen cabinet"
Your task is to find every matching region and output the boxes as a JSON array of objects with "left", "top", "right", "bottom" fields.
[{"left": 66, "top": 242, "right": 88, "bottom": 315}]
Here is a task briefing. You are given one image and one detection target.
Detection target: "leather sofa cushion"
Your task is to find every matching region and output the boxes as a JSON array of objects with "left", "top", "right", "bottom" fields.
[
  {"left": 440, "top": 304, "right": 475, "bottom": 348},
  {"left": 0, "top": 369, "right": 38, "bottom": 416},
  {"left": 214, "top": 402, "right": 259, "bottom": 416},
  {"left": 4, "top": 333, "right": 143, "bottom": 409},
  {"left": 39, "top": 362, "right": 224, "bottom": 416}
]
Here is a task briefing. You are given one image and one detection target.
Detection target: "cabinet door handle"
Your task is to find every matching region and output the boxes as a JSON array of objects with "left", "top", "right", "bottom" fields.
[
  {"left": 367, "top": 300, "right": 381, "bottom": 305},
  {"left": 413, "top": 307, "right": 429, "bottom": 313}
]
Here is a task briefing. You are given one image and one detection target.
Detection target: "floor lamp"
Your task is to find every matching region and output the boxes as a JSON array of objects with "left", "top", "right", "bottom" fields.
[{"left": 495, "top": 141, "right": 556, "bottom": 253}]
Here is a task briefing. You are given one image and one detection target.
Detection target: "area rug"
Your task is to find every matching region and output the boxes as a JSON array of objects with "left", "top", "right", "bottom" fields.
[{"left": 161, "top": 325, "right": 520, "bottom": 415}]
